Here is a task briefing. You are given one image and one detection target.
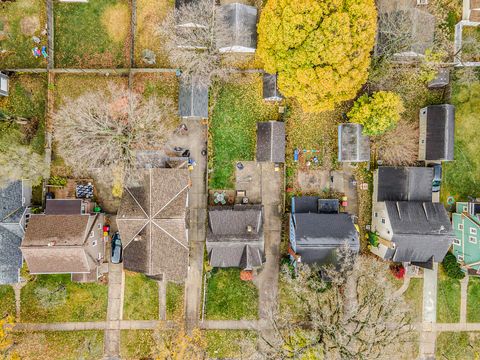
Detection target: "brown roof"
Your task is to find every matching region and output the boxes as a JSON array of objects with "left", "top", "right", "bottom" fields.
[
  {"left": 23, "top": 215, "right": 91, "bottom": 246},
  {"left": 117, "top": 168, "right": 190, "bottom": 281},
  {"left": 22, "top": 247, "right": 94, "bottom": 274}
]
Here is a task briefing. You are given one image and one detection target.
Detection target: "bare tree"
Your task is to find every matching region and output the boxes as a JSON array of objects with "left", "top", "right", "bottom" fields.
[
  {"left": 375, "top": 120, "right": 419, "bottom": 166},
  {"left": 53, "top": 85, "right": 175, "bottom": 178},
  {"left": 158, "top": 0, "right": 234, "bottom": 84},
  {"left": 262, "top": 247, "right": 414, "bottom": 360}
]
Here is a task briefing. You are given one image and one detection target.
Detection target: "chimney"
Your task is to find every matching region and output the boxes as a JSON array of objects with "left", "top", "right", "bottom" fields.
[{"left": 134, "top": 235, "right": 142, "bottom": 241}]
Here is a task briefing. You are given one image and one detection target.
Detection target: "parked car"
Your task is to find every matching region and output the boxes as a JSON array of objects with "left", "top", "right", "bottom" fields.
[
  {"left": 111, "top": 232, "right": 122, "bottom": 264},
  {"left": 430, "top": 163, "right": 442, "bottom": 193}
]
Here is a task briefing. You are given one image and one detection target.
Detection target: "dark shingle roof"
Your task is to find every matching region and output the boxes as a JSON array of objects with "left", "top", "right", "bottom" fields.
[
  {"left": 0, "top": 72, "right": 8, "bottom": 97},
  {"left": 422, "top": 104, "right": 455, "bottom": 161},
  {"left": 338, "top": 123, "right": 370, "bottom": 162},
  {"left": 292, "top": 196, "right": 318, "bottom": 214},
  {"left": 376, "top": 167, "right": 433, "bottom": 202},
  {"left": 263, "top": 73, "right": 283, "bottom": 101},
  {"left": 23, "top": 215, "right": 90, "bottom": 246},
  {"left": 178, "top": 76, "right": 209, "bottom": 118},
  {"left": 256, "top": 121, "right": 285, "bottom": 163},
  {"left": 0, "top": 181, "right": 23, "bottom": 223},
  {"left": 391, "top": 233, "right": 452, "bottom": 263},
  {"left": 217, "top": 3, "right": 257, "bottom": 52},
  {"left": 45, "top": 199, "right": 82, "bottom": 215},
  {"left": 0, "top": 225, "right": 22, "bottom": 284},
  {"left": 208, "top": 244, "right": 263, "bottom": 269}
]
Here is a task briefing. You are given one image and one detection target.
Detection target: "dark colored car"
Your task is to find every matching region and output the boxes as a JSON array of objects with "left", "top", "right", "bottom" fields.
[
  {"left": 431, "top": 163, "right": 442, "bottom": 193},
  {"left": 111, "top": 232, "right": 123, "bottom": 264}
]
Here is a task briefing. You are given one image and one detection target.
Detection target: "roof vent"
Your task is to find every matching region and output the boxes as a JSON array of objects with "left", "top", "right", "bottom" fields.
[
  {"left": 134, "top": 235, "right": 142, "bottom": 241},
  {"left": 47, "top": 241, "right": 56, "bottom": 247},
  {"left": 246, "top": 225, "right": 253, "bottom": 233}
]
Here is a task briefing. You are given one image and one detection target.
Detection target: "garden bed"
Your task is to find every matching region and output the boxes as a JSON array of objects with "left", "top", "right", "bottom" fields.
[
  {"left": 123, "top": 271, "right": 159, "bottom": 320},
  {"left": 54, "top": 0, "right": 131, "bottom": 68}
]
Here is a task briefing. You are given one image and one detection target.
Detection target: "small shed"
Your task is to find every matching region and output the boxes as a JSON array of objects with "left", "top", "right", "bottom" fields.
[
  {"left": 178, "top": 76, "right": 209, "bottom": 119},
  {"left": 419, "top": 104, "right": 455, "bottom": 161},
  {"left": 217, "top": 3, "right": 257, "bottom": 53},
  {"left": 338, "top": 123, "right": 370, "bottom": 162},
  {"left": 0, "top": 73, "right": 9, "bottom": 97},
  {"left": 256, "top": 121, "right": 285, "bottom": 163},
  {"left": 428, "top": 68, "right": 450, "bottom": 89},
  {"left": 263, "top": 73, "right": 283, "bottom": 101}
]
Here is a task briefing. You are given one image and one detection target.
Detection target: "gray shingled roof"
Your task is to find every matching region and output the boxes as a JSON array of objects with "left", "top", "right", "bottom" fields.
[
  {"left": 208, "top": 243, "right": 263, "bottom": 269},
  {"left": 263, "top": 73, "right": 283, "bottom": 101},
  {"left": 256, "top": 121, "right": 285, "bottom": 163},
  {"left": 376, "top": 167, "right": 433, "bottom": 202},
  {"left": 217, "top": 3, "right": 257, "bottom": 52},
  {"left": 178, "top": 76, "right": 209, "bottom": 118},
  {"left": 0, "top": 73, "right": 8, "bottom": 97},
  {"left": 292, "top": 196, "right": 339, "bottom": 214},
  {"left": 338, "top": 123, "right": 370, "bottom": 162},
  {"left": 0, "top": 225, "right": 22, "bottom": 284},
  {"left": 422, "top": 104, "right": 455, "bottom": 161},
  {"left": 0, "top": 181, "right": 23, "bottom": 223}
]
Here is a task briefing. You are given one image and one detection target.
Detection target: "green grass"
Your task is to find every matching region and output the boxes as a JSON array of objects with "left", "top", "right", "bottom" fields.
[
  {"left": 437, "top": 275, "right": 461, "bottom": 323},
  {"left": 0, "top": 0, "right": 47, "bottom": 68},
  {"left": 205, "top": 268, "right": 258, "bottom": 320},
  {"left": 0, "top": 285, "right": 15, "bottom": 318},
  {"left": 54, "top": 0, "right": 130, "bottom": 68},
  {"left": 166, "top": 282, "right": 184, "bottom": 320},
  {"left": 13, "top": 331, "right": 104, "bottom": 360},
  {"left": 123, "top": 272, "right": 159, "bottom": 320},
  {"left": 436, "top": 332, "right": 480, "bottom": 359},
  {"left": 462, "top": 26, "right": 480, "bottom": 62},
  {"left": 404, "top": 278, "right": 423, "bottom": 323},
  {"left": 205, "top": 330, "right": 258, "bottom": 359},
  {"left": 467, "top": 277, "right": 480, "bottom": 322},
  {"left": 120, "top": 330, "right": 155, "bottom": 360},
  {"left": 21, "top": 274, "right": 108, "bottom": 322},
  {"left": 209, "top": 74, "right": 278, "bottom": 189}
]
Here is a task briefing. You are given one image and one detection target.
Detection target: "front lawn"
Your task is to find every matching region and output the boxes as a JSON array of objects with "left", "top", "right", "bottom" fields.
[
  {"left": 120, "top": 330, "right": 155, "bottom": 360},
  {"left": 205, "top": 330, "right": 258, "bottom": 359},
  {"left": 13, "top": 331, "right": 104, "bottom": 360},
  {"left": 166, "top": 282, "right": 184, "bottom": 320},
  {"left": 0, "top": 285, "right": 15, "bottom": 318},
  {"left": 436, "top": 332, "right": 480, "bottom": 359},
  {"left": 123, "top": 271, "right": 158, "bottom": 320},
  {"left": 437, "top": 275, "right": 461, "bottom": 323},
  {"left": 205, "top": 268, "right": 258, "bottom": 320},
  {"left": 21, "top": 274, "right": 108, "bottom": 322},
  {"left": 467, "top": 276, "right": 480, "bottom": 322},
  {"left": 209, "top": 74, "right": 278, "bottom": 189},
  {"left": 0, "top": 0, "right": 47, "bottom": 68},
  {"left": 462, "top": 26, "right": 480, "bottom": 62},
  {"left": 404, "top": 278, "right": 423, "bottom": 323},
  {"left": 54, "top": 0, "right": 131, "bottom": 68}
]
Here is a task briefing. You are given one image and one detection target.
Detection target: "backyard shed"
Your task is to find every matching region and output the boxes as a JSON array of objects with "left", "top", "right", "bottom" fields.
[
  {"left": 338, "top": 123, "right": 370, "bottom": 162},
  {"left": 256, "top": 121, "right": 285, "bottom": 163},
  {"left": 0, "top": 73, "right": 8, "bottom": 97},
  {"left": 178, "top": 76, "right": 209, "bottom": 119},
  {"left": 263, "top": 73, "right": 283, "bottom": 101},
  {"left": 419, "top": 104, "right": 455, "bottom": 161},
  {"left": 217, "top": 3, "right": 257, "bottom": 53}
]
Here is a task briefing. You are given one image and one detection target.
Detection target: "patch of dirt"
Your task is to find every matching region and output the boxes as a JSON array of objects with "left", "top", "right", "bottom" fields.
[
  {"left": 101, "top": 3, "right": 130, "bottom": 43},
  {"left": 20, "top": 15, "right": 40, "bottom": 36}
]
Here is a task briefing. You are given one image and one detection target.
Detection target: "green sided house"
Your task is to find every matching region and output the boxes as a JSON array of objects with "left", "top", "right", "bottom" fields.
[{"left": 452, "top": 202, "right": 480, "bottom": 275}]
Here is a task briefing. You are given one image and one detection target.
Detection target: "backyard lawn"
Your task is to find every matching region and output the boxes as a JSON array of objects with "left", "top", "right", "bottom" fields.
[
  {"left": 54, "top": 0, "right": 130, "bottom": 68},
  {"left": 209, "top": 74, "right": 278, "bottom": 189},
  {"left": 0, "top": 0, "right": 47, "bottom": 68},
  {"left": 206, "top": 330, "right": 258, "bottom": 359},
  {"left": 467, "top": 276, "right": 480, "bottom": 322},
  {"left": 123, "top": 271, "right": 159, "bottom": 320},
  {"left": 120, "top": 330, "right": 155, "bottom": 360},
  {"left": 166, "top": 282, "right": 184, "bottom": 320},
  {"left": 21, "top": 274, "right": 108, "bottom": 322},
  {"left": 13, "top": 331, "right": 104, "bottom": 360},
  {"left": 205, "top": 268, "right": 258, "bottom": 320},
  {"left": 404, "top": 278, "right": 424, "bottom": 323},
  {"left": 0, "top": 285, "right": 15, "bottom": 317},
  {"left": 437, "top": 273, "right": 461, "bottom": 323},
  {"left": 436, "top": 332, "right": 480, "bottom": 359}
]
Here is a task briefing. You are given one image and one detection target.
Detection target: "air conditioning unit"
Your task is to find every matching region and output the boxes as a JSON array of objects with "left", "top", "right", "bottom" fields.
[{"left": 417, "top": 0, "right": 428, "bottom": 4}]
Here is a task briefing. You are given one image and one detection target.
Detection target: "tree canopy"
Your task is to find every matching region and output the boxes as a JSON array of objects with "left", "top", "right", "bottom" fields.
[
  {"left": 257, "top": 0, "right": 377, "bottom": 112},
  {"left": 348, "top": 91, "right": 404, "bottom": 136}
]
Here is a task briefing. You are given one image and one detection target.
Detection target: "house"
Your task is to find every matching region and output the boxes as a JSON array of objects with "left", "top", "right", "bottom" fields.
[
  {"left": 289, "top": 197, "right": 359, "bottom": 266},
  {"left": 263, "top": 73, "right": 283, "bottom": 101},
  {"left": 256, "top": 121, "right": 285, "bottom": 163},
  {"left": 117, "top": 168, "right": 190, "bottom": 282},
  {"left": 206, "top": 205, "right": 264, "bottom": 270},
  {"left": 178, "top": 76, "right": 209, "bottom": 119},
  {"left": 0, "top": 180, "right": 31, "bottom": 284},
  {"left": 370, "top": 167, "right": 453, "bottom": 268},
  {"left": 419, "top": 104, "right": 455, "bottom": 162},
  {"left": 337, "top": 123, "right": 370, "bottom": 162},
  {"left": 217, "top": 3, "right": 257, "bottom": 53},
  {"left": 452, "top": 202, "right": 480, "bottom": 275},
  {"left": 0, "top": 73, "right": 8, "bottom": 97},
  {"left": 376, "top": 7, "right": 435, "bottom": 58},
  {"left": 21, "top": 212, "right": 106, "bottom": 282}
]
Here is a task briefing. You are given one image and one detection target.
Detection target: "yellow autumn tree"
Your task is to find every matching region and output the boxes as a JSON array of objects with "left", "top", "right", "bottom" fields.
[
  {"left": 257, "top": 0, "right": 377, "bottom": 112},
  {"left": 154, "top": 322, "right": 206, "bottom": 360},
  {"left": 348, "top": 91, "right": 404, "bottom": 136}
]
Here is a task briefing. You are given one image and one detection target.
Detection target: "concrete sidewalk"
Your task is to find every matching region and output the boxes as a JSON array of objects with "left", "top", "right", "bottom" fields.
[{"left": 104, "top": 262, "right": 125, "bottom": 358}]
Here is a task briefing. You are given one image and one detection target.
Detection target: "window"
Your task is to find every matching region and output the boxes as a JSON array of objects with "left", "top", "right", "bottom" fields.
[
  {"left": 469, "top": 236, "right": 477, "bottom": 244},
  {"left": 374, "top": 212, "right": 378, "bottom": 218},
  {"left": 463, "top": 206, "right": 468, "bottom": 212},
  {"left": 457, "top": 255, "right": 464, "bottom": 262},
  {"left": 458, "top": 223, "right": 464, "bottom": 230},
  {"left": 453, "top": 238, "right": 461, "bottom": 245},
  {"left": 381, "top": 218, "right": 386, "bottom": 224},
  {"left": 90, "top": 231, "right": 94, "bottom": 238},
  {"left": 92, "top": 240, "right": 97, "bottom": 246},
  {"left": 97, "top": 223, "right": 102, "bottom": 230},
  {"left": 470, "top": 228, "right": 477, "bottom": 235}
]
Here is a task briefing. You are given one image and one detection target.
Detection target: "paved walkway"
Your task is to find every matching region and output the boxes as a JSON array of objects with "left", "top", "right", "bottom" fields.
[
  {"left": 393, "top": 275, "right": 410, "bottom": 298},
  {"left": 460, "top": 274, "right": 469, "bottom": 323},
  {"left": 104, "top": 263, "right": 125, "bottom": 358},
  {"left": 158, "top": 280, "right": 167, "bottom": 321},
  {"left": 419, "top": 263, "right": 438, "bottom": 359}
]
